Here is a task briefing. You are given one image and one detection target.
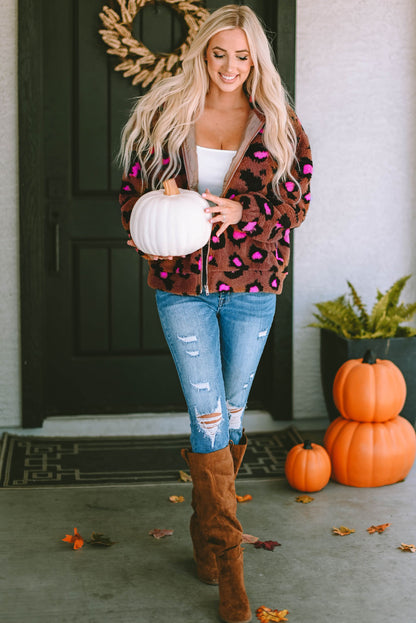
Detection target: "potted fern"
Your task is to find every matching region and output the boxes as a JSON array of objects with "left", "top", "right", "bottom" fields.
[{"left": 310, "top": 275, "right": 416, "bottom": 425}]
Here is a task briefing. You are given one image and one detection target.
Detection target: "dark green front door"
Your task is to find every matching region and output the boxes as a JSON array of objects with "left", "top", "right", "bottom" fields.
[{"left": 20, "top": 0, "right": 296, "bottom": 426}]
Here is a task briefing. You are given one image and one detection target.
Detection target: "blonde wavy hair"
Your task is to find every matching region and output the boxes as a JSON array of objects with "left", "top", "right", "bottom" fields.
[{"left": 119, "top": 4, "right": 297, "bottom": 195}]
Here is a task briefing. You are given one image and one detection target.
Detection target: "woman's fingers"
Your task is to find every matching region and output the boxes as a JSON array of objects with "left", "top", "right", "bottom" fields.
[{"left": 202, "top": 189, "right": 243, "bottom": 234}]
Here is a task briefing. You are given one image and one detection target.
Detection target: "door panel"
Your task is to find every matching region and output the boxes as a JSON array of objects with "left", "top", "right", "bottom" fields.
[{"left": 20, "top": 0, "right": 296, "bottom": 425}]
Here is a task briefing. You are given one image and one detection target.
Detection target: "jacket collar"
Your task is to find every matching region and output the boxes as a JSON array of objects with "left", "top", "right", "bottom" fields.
[{"left": 182, "top": 109, "right": 264, "bottom": 193}]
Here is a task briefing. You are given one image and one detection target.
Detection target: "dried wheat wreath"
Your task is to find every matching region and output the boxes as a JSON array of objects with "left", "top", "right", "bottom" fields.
[{"left": 99, "top": 0, "right": 209, "bottom": 88}]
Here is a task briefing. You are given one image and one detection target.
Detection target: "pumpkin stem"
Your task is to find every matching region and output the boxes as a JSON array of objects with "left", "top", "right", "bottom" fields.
[
  {"left": 363, "top": 349, "right": 377, "bottom": 365},
  {"left": 303, "top": 440, "right": 313, "bottom": 450},
  {"left": 163, "top": 179, "right": 180, "bottom": 196}
]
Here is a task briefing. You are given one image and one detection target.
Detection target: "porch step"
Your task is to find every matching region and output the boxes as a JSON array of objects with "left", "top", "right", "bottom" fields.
[{"left": 0, "top": 412, "right": 328, "bottom": 437}]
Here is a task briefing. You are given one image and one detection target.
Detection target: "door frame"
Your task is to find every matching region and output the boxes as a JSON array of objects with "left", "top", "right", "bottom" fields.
[{"left": 19, "top": 0, "right": 296, "bottom": 428}]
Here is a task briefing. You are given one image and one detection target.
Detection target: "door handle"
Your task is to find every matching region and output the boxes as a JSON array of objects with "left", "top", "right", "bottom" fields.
[
  {"left": 54, "top": 220, "right": 60, "bottom": 273},
  {"left": 48, "top": 207, "right": 61, "bottom": 274}
]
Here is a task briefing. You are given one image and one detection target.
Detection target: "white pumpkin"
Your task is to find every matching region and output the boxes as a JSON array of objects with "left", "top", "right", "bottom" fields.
[{"left": 129, "top": 179, "right": 212, "bottom": 257}]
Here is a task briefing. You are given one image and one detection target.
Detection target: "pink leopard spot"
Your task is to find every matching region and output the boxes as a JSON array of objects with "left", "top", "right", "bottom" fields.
[
  {"left": 233, "top": 257, "right": 243, "bottom": 267},
  {"left": 219, "top": 284, "right": 231, "bottom": 292},
  {"left": 254, "top": 150, "right": 269, "bottom": 160},
  {"left": 129, "top": 162, "right": 141, "bottom": 177},
  {"left": 123, "top": 185, "right": 131, "bottom": 191},
  {"left": 264, "top": 202, "right": 271, "bottom": 215},
  {"left": 284, "top": 229, "right": 290, "bottom": 244},
  {"left": 251, "top": 252, "right": 263, "bottom": 260},
  {"left": 285, "top": 181, "right": 295, "bottom": 192},
  {"left": 160, "top": 271, "right": 168, "bottom": 279},
  {"left": 162, "top": 158, "right": 170, "bottom": 165},
  {"left": 305, "top": 192, "right": 311, "bottom": 201},
  {"left": 208, "top": 255, "right": 213, "bottom": 262},
  {"left": 242, "top": 221, "right": 257, "bottom": 233},
  {"left": 197, "top": 258, "right": 202, "bottom": 271},
  {"left": 271, "top": 279, "right": 278, "bottom": 288},
  {"left": 303, "top": 164, "right": 313, "bottom": 174},
  {"left": 229, "top": 194, "right": 236, "bottom": 200},
  {"left": 275, "top": 249, "right": 283, "bottom": 262},
  {"left": 233, "top": 231, "right": 247, "bottom": 240},
  {"left": 249, "top": 286, "right": 260, "bottom": 293},
  {"left": 274, "top": 222, "right": 283, "bottom": 231},
  {"left": 212, "top": 235, "right": 220, "bottom": 243}
]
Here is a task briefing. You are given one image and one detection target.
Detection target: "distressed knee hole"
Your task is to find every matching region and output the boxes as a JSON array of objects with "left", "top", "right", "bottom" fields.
[
  {"left": 197, "top": 412, "right": 222, "bottom": 429},
  {"left": 227, "top": 403, "right": 244, "bottom": 430},
  {"left": 195, "top": 398, "right": 223, "bottom": 446},
  {"left": 258, "top": 329, "right": 268, "bottom": 339},
  {"left": 186, "top": 350, "right": 199, "bottom": 357}
]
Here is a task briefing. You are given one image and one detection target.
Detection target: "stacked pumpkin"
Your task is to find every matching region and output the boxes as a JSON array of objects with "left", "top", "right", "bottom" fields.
[{"left": 324, "top": 350, "right": 416, "bottom": 487}]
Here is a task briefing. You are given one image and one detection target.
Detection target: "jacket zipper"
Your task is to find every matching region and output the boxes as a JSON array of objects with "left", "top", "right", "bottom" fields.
[
  {"left": 200, "top": 121, "right": 263, "bottom": 295},
  {"left": 183, "top": 116, "right": 264, "bottom": 296},
  {"left": 182, "top": 143, "right": 209, "bottom": 294},
  {"left": 221, "top": 119, "right": 264, "bottom": 197},
  {"left": 201, "top": 241, "right": 210, "bottom": 295}
]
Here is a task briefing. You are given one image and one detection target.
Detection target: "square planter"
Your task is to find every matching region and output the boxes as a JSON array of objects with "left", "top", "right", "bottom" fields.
[{"left": 320, "top": 329, "right": 416, "bottom": 426}]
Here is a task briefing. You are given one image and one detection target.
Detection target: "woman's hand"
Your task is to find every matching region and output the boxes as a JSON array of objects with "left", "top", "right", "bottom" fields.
[{"left": 202, "top": 189, "right": 243, "bottom": 237}]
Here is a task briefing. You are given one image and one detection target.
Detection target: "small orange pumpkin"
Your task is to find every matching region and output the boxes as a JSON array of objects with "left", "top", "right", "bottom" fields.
[
  {"left": 333, "top": 350, "right": 407, "bottom": 423},
  {"left": 324, "top": 415, "right": 416, "bottom": 487},
  {"left": 285, "top": 440, "right": 331, "bottom": 492}
]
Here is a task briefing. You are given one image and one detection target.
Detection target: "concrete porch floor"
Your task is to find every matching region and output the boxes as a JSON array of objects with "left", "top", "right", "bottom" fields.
[{"left": 1, "top": 427, "right": 416, "bottom": 623}]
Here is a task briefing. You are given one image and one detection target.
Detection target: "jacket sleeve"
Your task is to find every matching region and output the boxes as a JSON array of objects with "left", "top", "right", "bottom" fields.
[
  {"left": 232, "top": 113, "right": 312, "bottom": 243},
  {"left": 119, "top": 161, "right": 146, "bottom": 235}
]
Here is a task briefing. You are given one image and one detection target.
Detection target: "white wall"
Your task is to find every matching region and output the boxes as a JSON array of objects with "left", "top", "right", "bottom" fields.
[
  {"left": 0, "top": 0, "right": 20, "bottom": 426},
  {"left": 294, "top": 0, "right": 416, "bottom": 419},
  {"left": 1, "top": 0, "right": 415, "bottom": 427}
]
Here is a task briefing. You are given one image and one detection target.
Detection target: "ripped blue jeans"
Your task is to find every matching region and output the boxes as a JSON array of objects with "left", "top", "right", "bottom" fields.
[{"left": 155, "top": 289, "right": 276, "bottom": 453}]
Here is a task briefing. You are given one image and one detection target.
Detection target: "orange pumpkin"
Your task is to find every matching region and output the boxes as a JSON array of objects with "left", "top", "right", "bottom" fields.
[
  {"left": 285, "top": 440, "right": 332, "bottom": 492},
  {"left": 333, "top": 350, "right": 406, "bottom": 423},
  {"left": 324, "top": 415, "right": 416, "bottom": 487}
]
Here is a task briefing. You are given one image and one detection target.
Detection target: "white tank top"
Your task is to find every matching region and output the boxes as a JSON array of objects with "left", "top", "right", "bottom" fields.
[{"left": 196, "top": 145, "right": 237, "bottom": 196}]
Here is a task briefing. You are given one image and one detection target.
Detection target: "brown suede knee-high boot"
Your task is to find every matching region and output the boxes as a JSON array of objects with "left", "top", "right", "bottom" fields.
[
  {"left": 182, "top": 451, "right": 220, "bottom": 585},
  {"left": 181, "top": 433, "right": 248, "bottom": 586},
  {"left": 181, "top": 446, "right": 252, "bottom": 623}
]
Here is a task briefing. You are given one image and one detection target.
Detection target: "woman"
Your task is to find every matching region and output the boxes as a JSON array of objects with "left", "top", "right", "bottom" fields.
[{"left": 119, "top": 5, "right": 312, "bottom": 623}]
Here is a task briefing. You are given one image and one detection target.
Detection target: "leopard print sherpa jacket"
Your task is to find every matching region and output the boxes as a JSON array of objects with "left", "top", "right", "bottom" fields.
[{"left": 119, "top": 108, "right": 312, "bottom": 296}]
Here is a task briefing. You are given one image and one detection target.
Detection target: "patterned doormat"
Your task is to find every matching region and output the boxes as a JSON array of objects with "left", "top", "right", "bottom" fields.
[{"left": 0, "top": 428, "right": 303, "bottom": 488}]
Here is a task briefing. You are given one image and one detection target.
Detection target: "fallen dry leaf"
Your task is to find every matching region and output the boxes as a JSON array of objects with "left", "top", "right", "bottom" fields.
[
  {"left": 242, "top": 533, "right": 259, "bottom": 544},
  {"left": 332, "top": 526, "right": 355, "bottom": 536},
  {"left": 169, "top": 495, "right": 185, "bottom": 503},
  {"left": 296, "top": 495, "right": 314, "bottom": 504},
  {"left": 149, "top": 529, "right": 174, "bottom": 539},
  {"left": 256, "top": 605, "right": 289, "bottom": 622},
  {"left": 87, "top": 532, "right": 116, "bottom": 547},
  {"left": 367, "top": 523, "right": 391, "bottom": 534},
  {"left": 236, "top": 494, "right": 252, "bottom": 503},
  {"left": 254, "top": 540, "right": 281, "bottom": 551},
  {"left": 398, "top": 543, "right": 416, "bottom": 553},
  {"left": 178, "top": 470, "right": 192, "bottom": 482},
  {"left": 62, "top": 527, "right": 84, "bottom": 550}
]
